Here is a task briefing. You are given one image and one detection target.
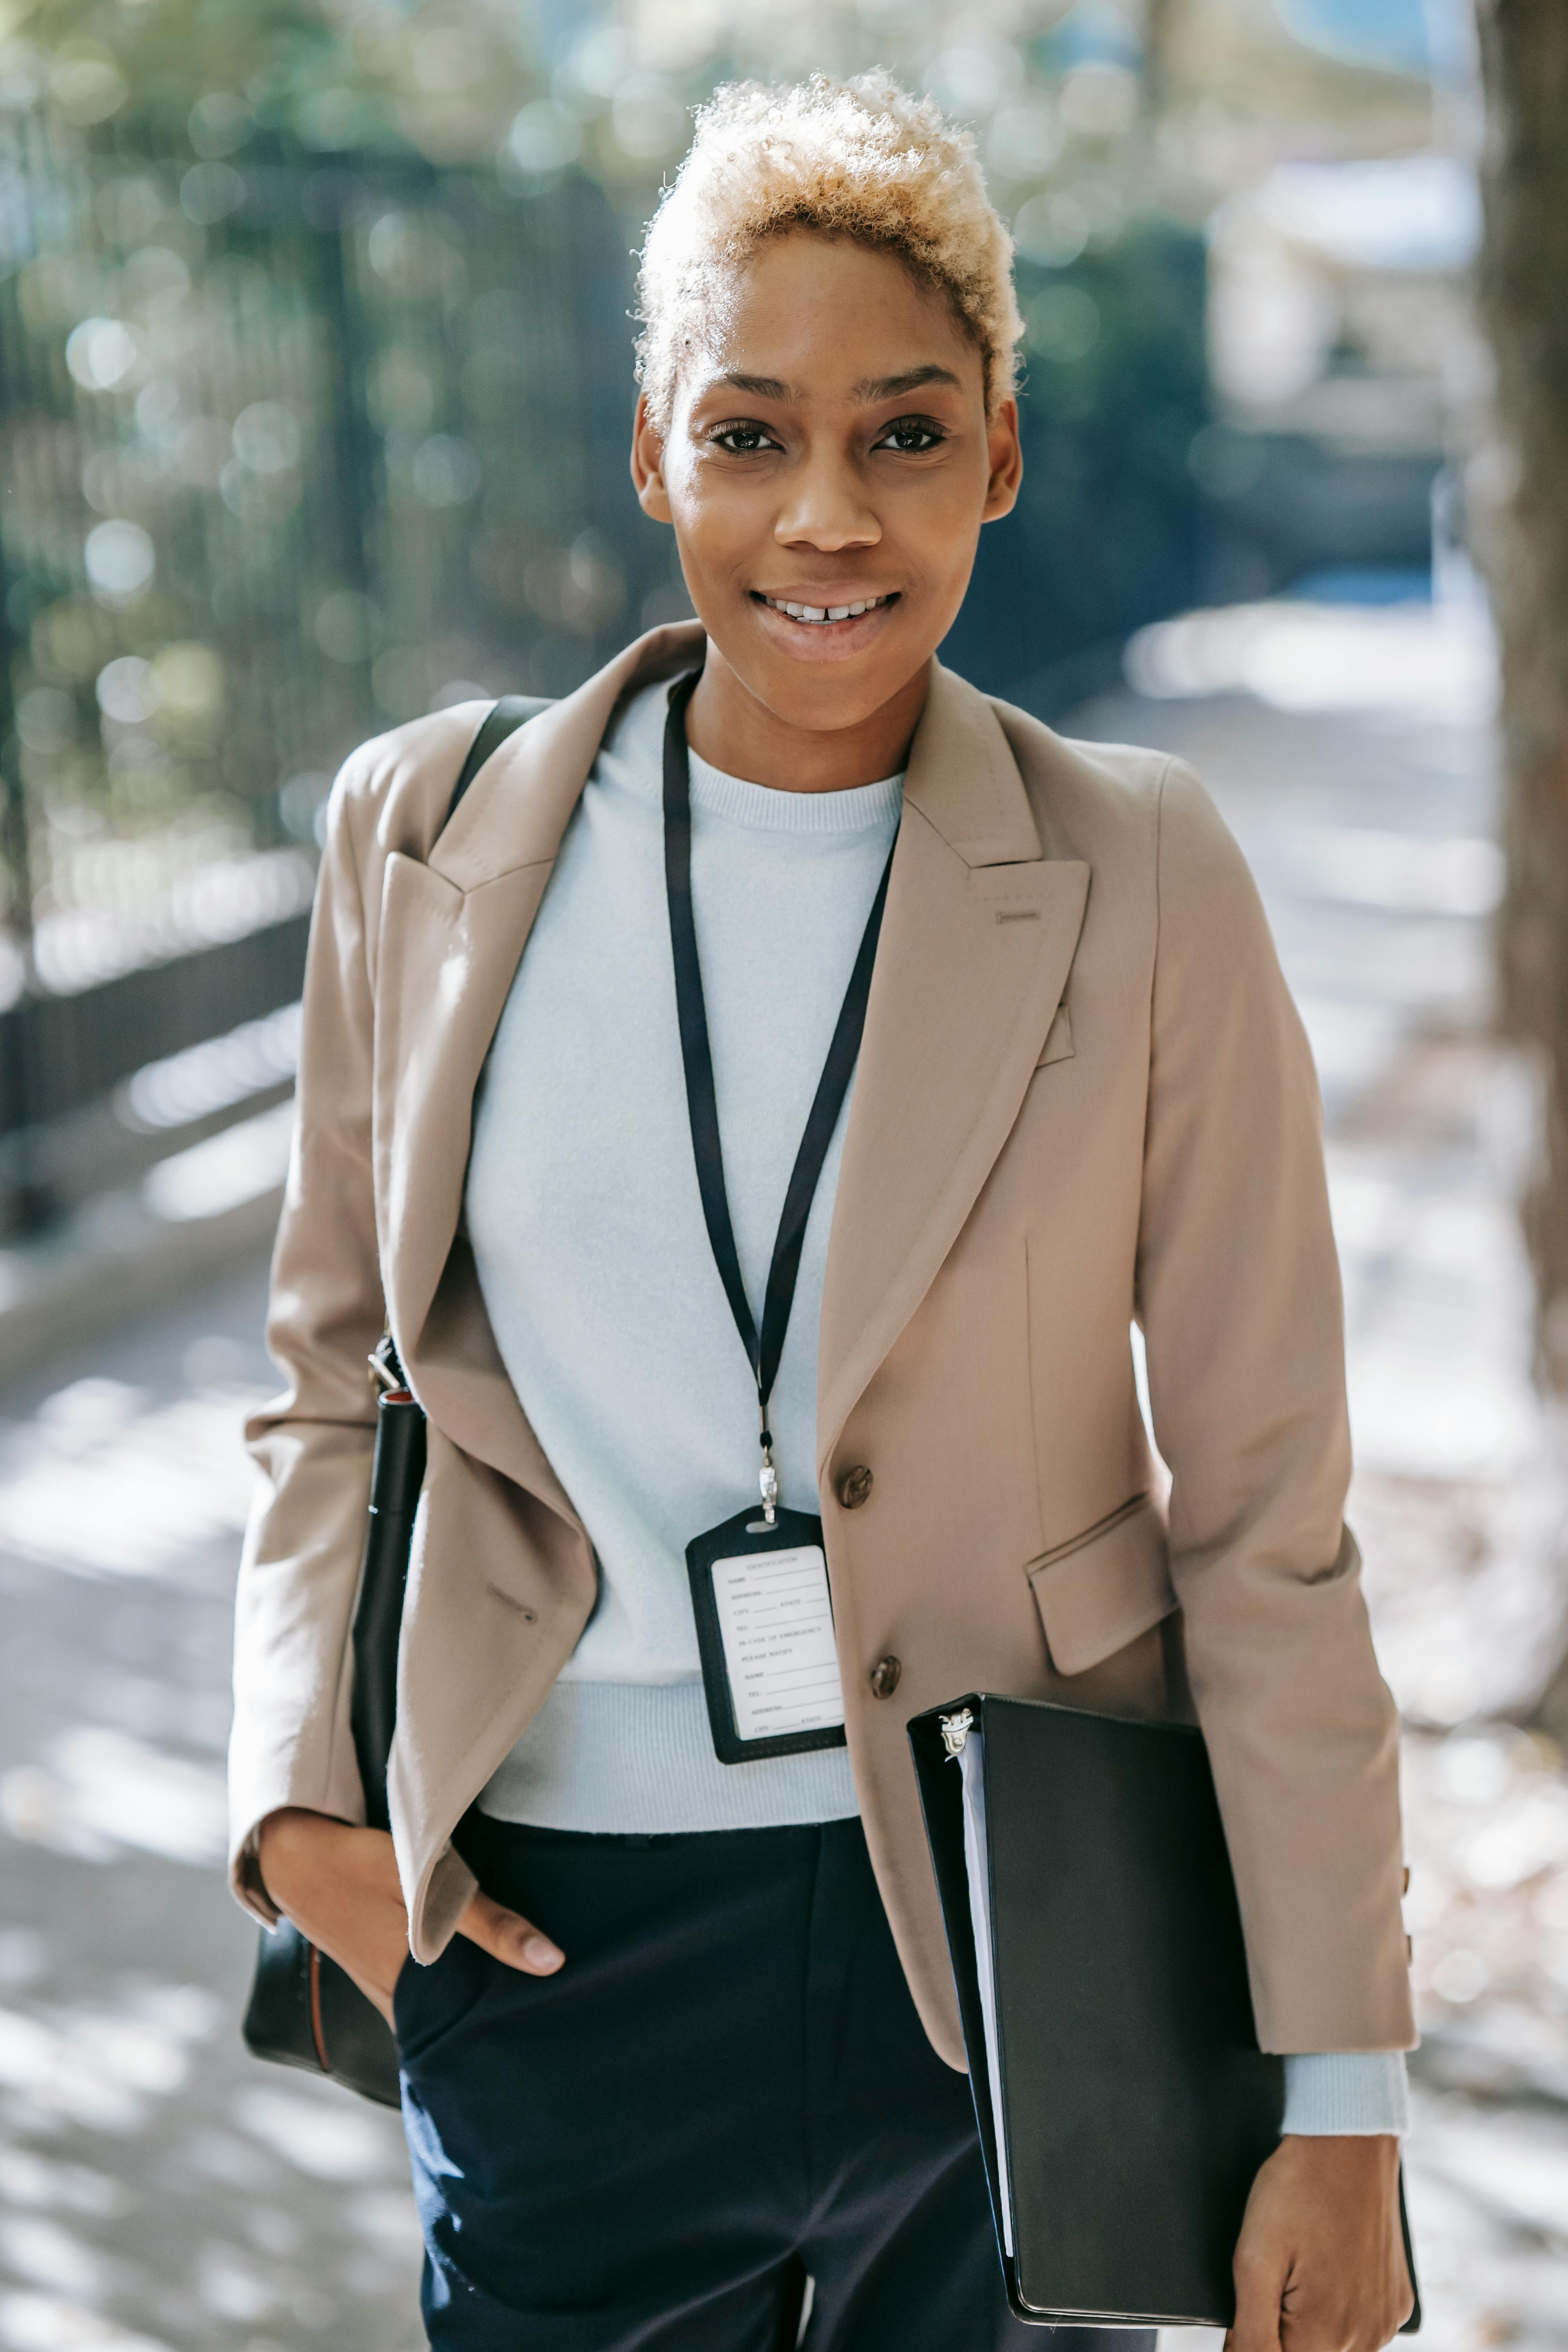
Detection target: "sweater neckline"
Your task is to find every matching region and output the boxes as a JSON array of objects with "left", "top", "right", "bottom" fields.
[
  {"left": 609, "top": 679, "right": 903, "bottom": 838},
  {"left": 687, "top": 749, "right": 903, "bottom": 836}
]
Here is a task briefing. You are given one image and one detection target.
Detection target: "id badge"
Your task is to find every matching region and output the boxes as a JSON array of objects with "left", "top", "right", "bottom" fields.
[{"left": 685, "top": 1504, "right": 848, "bottom": 1764}]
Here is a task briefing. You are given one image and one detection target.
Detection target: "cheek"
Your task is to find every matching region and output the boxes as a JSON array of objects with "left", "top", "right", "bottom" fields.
[
  {"left": 892, "top": 484, "right": 981, "bottom": 588},
  {"left": 671, "top": 474, "right": 768, "bottom": 577}
]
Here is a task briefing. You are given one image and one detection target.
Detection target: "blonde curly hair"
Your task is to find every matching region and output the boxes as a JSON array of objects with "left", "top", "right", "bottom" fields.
[{"left": 635, "top": 72, "right": 1024, "bottom": 430}]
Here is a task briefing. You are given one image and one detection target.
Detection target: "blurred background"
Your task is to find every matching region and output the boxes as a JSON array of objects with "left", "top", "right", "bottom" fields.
[{"left": 0, "top": 0, "right": 1567, "bottom": 2345}]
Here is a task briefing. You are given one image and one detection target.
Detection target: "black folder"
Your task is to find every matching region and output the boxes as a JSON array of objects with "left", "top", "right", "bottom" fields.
[{"left": 909, "top": 1692, "right": 1421, "bottom": 2330}]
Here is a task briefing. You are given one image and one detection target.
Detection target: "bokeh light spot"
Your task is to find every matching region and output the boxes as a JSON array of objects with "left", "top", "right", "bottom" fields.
[
  {"left": 64, "top": 318, "right": 137, "bottom": 393},
  {"left": 83, "top": 520, "right": 155, "bottom": 604}
]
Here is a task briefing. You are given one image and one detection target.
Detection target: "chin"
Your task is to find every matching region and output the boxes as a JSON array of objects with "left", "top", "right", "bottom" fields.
[{"left": 755, "top": 662, "right": 900, "bottom": 734}]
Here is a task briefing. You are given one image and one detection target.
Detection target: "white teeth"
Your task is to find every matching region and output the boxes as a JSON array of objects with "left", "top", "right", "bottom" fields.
[{"left": 763, "top": 593, "right": 889, "bottom": 623}]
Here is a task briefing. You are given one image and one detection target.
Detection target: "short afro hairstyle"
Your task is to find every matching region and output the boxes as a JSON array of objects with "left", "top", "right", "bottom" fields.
[{"left": 635, "top": 72, "right": 1024, "bottom": 430}]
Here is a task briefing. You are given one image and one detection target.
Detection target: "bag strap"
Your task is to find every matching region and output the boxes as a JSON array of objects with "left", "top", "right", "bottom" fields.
[
  {"left": 438, "top": 693, "right": 549, "bottom": 838},
  {"left": 350, "top": 690, "right": 551, "bottom": 1806}
]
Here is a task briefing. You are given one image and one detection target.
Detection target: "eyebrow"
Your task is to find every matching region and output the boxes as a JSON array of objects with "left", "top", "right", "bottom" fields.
[
  {"left": 712, "top": 372, "right": 793, "bottom": 400},
  {"left": 851, "top": 364, "right": 963, "bottom": 401},
  {"left": 708, "top": 363, "right": 964, "bottom": 406}
]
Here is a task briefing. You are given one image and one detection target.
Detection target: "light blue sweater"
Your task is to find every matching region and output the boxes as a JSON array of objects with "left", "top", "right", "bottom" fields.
[{"left": 464, "top": 679, "right": 1407, "bottom": 2136}]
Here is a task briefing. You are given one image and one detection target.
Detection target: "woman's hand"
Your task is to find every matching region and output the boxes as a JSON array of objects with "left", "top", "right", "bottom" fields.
[
  {"left": 256, "top": 1808, "right": 565, "bottom": 2025},
  {"left": 1226, "top": 2135, "right": 1412, "bottom": 2352}
]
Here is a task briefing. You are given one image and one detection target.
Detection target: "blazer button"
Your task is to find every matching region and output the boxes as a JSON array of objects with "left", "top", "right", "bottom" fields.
[
  {"left": 837, "top": 1464, "right": 874, "bottom": 1510},
  {"left": 869, "top": 1655, "right": 901, "bottom": 1700}
]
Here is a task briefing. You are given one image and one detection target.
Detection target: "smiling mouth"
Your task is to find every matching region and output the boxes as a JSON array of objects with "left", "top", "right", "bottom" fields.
[{"left": 754, "top": 592, "right": 898, "bottom": 626}]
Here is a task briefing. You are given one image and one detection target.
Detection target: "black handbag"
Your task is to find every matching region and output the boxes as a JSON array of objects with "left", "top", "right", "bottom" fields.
[{"left": 241, "top": 694, "right": 544, "bottom": 2105}]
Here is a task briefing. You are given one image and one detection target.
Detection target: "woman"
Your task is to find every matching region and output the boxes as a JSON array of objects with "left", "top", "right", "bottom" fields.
[{"left": 231, "top": 73, "right": 1416, "bottom": 2352}]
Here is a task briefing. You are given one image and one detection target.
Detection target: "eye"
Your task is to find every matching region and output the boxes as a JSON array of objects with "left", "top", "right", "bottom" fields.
[
  {"left": 709, "top": 421, "right": 781, "bottom": 455},
  {"left": 875, "top": 415, "right": 946, "bottom": 454}
]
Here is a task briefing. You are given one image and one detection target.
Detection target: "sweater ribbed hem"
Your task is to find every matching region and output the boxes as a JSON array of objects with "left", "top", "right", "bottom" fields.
[
  {"left": 1281, "top": 2051, "right": 1410, "bottom": 2135},
  {"left": 477, "top": 1679, "right": 862, "bottom": 1834}
]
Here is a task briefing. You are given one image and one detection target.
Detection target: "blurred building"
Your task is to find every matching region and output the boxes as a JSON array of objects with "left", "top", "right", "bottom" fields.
[{"left": 1197, "top": 151, "right": 1480, "bottom": 601}]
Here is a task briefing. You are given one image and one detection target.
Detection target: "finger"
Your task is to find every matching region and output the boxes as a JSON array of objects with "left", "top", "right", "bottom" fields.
[{"left": 457, "top": 1891, "right": 564, "bottom": 1975}]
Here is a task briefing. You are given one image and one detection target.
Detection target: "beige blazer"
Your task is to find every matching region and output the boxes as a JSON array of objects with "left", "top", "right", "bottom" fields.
[{"left": 230, "top": 622, "right": 1416, "bottom": 2067}]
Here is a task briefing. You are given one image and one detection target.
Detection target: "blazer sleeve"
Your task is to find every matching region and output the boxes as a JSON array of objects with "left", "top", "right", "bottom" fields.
[
  {"left": 227, "top": 748, "right": 387, "bottom": 1921},
  {"left": 1135, "top": 757, "right": 1415, "bottom": 2053}
]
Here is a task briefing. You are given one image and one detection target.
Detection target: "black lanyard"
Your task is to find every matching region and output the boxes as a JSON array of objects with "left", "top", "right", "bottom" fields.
[{"left": 662, "top": 669, "right": 895, "bottom": 1525}]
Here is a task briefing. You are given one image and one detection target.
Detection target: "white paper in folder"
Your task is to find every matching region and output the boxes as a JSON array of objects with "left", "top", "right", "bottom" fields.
[{"left": 958, "top": 1732, "right": 1015, "bottom": 2257}]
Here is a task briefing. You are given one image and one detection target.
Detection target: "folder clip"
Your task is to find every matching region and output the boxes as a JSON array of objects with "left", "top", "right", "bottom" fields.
[{"left": 939, "top": 1707, "right": 974, "bottom": 1762}]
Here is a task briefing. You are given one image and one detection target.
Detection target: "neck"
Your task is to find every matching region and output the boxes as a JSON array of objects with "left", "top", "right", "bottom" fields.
[{"left": 683, "top": 644, "right": 928, "bottom": 793}]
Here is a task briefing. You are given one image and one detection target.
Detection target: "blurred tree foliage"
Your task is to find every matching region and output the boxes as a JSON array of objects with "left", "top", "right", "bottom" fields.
[
  {"left": 947, "top": 217, "right": 1207, "bottom": 697},
  {"left": 0, "top": 0, "right": 1210, "bottom": 965},
  {"left": 19, "top": 0, "right": 533, "bottom": 162}
]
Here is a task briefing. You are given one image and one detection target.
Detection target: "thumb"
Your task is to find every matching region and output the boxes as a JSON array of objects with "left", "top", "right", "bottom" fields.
[
  {"left": 1226, "top": 2247, "right": 1286, "bottom": 2352},
  {"left": 457, "top": 1890, "right": 565, "bottom": 1976}
]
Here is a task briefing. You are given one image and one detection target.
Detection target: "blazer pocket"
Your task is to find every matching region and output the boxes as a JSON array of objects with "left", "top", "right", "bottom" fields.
[
  {"left": 1035, "top": 1003, "right": 1074, "bottom": 1069},
  {"left": 1025, "top": 1492, "right": 1176, "bottom": 1675}
]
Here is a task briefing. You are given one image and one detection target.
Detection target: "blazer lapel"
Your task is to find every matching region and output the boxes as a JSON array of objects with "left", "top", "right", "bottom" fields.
[
  {"left": 817, "top": 664, "right": 1090, "bottom": 1469},
  {"left": 375, "top": 623, "right": 707, "bottom": 1490}
]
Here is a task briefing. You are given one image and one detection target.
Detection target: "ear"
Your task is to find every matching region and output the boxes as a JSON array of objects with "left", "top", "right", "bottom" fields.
[
  {"left": 630, "top": 394, "right": 673, "bottom": 525},
  {"left": 981, "top": 397, "right": 1023, "bottom": 524}
]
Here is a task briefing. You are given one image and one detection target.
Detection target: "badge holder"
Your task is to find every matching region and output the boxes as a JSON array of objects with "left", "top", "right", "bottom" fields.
[{"left": 685, "top": 1504, "right": 847, "bottom": 1764}]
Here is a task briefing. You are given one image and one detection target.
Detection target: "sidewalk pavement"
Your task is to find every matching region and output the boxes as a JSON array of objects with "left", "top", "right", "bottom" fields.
[
  {"left": 0, "top": 1256, "right": 423, "bottom": 2352},
  {"left": 0, "top": 598, "right": 1562, "bottom": 2349}
]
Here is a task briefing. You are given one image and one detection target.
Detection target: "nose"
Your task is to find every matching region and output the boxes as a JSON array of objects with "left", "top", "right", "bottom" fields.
[{"left": 773, "top": 446, "right": 881, "bottom": 554}]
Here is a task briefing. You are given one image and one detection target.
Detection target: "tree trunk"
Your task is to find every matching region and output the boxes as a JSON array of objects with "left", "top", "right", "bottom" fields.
[{"left": 1475, "top": 1, "right": 1568, "bottom": 1385}]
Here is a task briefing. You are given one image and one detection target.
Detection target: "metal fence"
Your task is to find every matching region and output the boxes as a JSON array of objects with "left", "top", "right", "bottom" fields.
[{"left": 0, "top": 118, "right": 691, "bottom": 1223}]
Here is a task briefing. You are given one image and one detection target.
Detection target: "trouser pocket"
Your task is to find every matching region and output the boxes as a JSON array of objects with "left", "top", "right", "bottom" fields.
[{"left": 393, "top": 1932, "right": 495, "bottom": 2070}]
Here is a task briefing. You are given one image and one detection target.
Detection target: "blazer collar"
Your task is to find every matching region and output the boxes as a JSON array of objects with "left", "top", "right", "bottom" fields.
[
  {"left": 428, "top": 622, "right": 707, "bottom": 892},
  {"left": 427, "top": 626, "right": 1044, "bottom": 890},
  {"left": 900, "top": 658, "right": 1044, "bottom": 867}
]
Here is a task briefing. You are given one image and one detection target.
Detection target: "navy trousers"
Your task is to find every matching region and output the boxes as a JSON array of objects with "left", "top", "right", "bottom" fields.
[{"left": 396, "top": 1811, "right": 1157, "bottom": 2352}]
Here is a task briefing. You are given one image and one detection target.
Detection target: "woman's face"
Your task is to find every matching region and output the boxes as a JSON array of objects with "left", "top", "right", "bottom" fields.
[{"left": 632, "top": 233, "right": 1022, "bottom": 738}]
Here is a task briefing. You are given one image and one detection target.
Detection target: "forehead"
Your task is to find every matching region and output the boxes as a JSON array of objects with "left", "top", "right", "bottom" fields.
[{"left": 681, "top": 232, "right": 984, "bottom": 407}]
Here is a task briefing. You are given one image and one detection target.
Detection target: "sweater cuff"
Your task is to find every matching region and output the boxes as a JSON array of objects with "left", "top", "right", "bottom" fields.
[{"left": 1281, "top": 2052, "right": 1409, "bottom": 2136}]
